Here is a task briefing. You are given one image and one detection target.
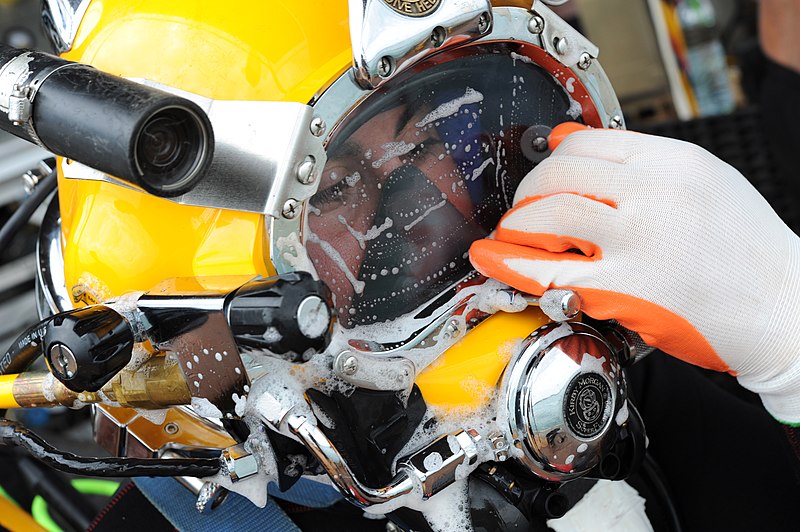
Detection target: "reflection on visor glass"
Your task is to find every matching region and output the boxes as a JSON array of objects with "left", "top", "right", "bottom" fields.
[{"left": 307, "top": 45, "right": 580, "bottom": 327}]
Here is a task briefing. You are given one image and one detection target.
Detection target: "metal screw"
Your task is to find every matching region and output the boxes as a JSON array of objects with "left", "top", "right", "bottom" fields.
[
  {"left": 22, "top": 171, "right": 40, "bottom": 194},
  {"left": 309, "top": 117, "right": 326, "bottom": 137},
  {"left": 282, "top": 198, "right": 300, "bottom": 219},
  {"left": 49, "top": 344, "right": 77, "bottom": 379},
  {"left": 164, "top": 422, "right": 180, "bottom": 435},
  {"left": 22, "top": 160, "right": 53, "bottom": 194},
  {"left": 296, "top": 155, "right": 317, "bottom": 185},
  {"left": 377, "top": 56, "right": 393, "bottom": 78},
  {"left": 342, "top": 356, "right": 358, "bottom": 375},
  {"left": 578, "top": 52, "right": 593, "bottom": 70},
  {"left": 609, "top": 115, "right": 624, "bottom": 129},
  {"left": 430, "top": 26, "right": 446, "bottom": 47},
  {"left": 532, "top": 136, "right": 548, "bottom": 153},
  {"left": 528, "top": 15, "right": 545, "bottom": 34},
  {"left": 553, "top": 36, "right": 568, "bottom": 55},
  {"left": 477, "top": 12, "right": 490, "bottom": 33},
  {"left": 445, "top": 318, "right": 460, "bottom": 338},
  {"left": 488, "top": 432, "right": 510, "bottom": 462}
]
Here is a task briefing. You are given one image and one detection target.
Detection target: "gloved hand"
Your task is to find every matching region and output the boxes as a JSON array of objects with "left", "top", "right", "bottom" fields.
[{"left": 470, "top": 127, "right": 800, "bottom": 424}]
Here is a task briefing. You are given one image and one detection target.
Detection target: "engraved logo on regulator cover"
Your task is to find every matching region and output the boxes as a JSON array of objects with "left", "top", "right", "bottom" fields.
[
  {"left": 564, "top": 372, "right": 612, "bottom": 439},
  {"left": 381, "top": 0, "right": 442, "bottom": 17}
]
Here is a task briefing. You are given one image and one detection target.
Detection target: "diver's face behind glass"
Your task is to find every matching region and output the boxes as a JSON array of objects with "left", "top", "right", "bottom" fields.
[
  {"left": 305, "top": 48, "right": 579, "bottom": 328},
  {"left": 307, "top": 104, "right": 475, "bottom": 327}
]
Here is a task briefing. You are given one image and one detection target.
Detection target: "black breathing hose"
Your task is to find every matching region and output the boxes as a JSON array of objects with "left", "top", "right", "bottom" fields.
[
  {"left": 0, "top": 318, "right": 50, "bottom": 376},
  {"left": 0, "top": 169, "right": 57, "bottom": 256},
  {"left": 0, "top": 172, "right": 58, "bottom": 415},
  {"left": 0, "top": 419, "right": 221, "bottom": 478}
]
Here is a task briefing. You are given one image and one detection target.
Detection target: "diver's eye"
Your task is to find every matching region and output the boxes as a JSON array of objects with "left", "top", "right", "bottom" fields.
[
  {"left": 405, "top": 136, "right": 441, "bottom": 160},
  {"left": 310, "top": 169, "right": 368, "bottom": 213},
  {"left": 309, "top": 180, "right": 345, "bottom": 210}
]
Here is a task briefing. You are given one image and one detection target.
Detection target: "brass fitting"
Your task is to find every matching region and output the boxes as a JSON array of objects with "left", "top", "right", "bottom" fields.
[
  {"left": 103, "top": 356, "right": 192, "bottom": 409},
  {"left": 4, "top": 356, "right": 192, "bottom": 410}
]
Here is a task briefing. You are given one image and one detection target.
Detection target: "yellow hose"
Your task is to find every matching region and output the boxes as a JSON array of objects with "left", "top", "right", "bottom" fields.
[{"left": 0, "top": 374, "right": 20, "bottom": 409}]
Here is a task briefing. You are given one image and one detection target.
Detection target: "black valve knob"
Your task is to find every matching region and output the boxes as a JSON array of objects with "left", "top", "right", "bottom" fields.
[
  {"left": 43, "top": 305, "right": 134, "bottom": 392},
  {"left": 226, "top": 272, "right": 333, "bottom": 361}
]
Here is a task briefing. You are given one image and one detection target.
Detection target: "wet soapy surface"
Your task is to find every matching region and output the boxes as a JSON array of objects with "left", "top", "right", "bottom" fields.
[
  {"left": 304, "top": 47, "right": 577, "bottom": 331},
  {"left": 201, "top": 46, "right": 586, "bottom": 531}
]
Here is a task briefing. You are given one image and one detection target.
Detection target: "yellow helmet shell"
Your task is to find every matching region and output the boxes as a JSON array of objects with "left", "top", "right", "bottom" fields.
[{"left": 58, "top": 0, "right": 352, "bottom": 301}]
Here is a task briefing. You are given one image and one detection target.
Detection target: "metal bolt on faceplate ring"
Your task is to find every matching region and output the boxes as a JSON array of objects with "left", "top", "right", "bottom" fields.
[
  {"left": 446, "top": 318, "right": 461, "bottom": 337},
  {"left": 528, "top": 15, "right": 544, "bottom": 34},
  {"left": 378, "top": 56, "right": 393, "bottom": 77},
  {"left": 22, "top": 171, "right": 40, "bottom": 194},
  {"left": 578, "top": 52, "right": 593, "bottom": 70},
  {"left": 309, "top": 117, "right": 326, "bottom": 137},
  {"left": 488, "top": 432, "right": 510, "bottom": 461},
  {"left": 430, "top": 26, "right": 446, "bottom": 47},
  {"left": 478, "top": 12, "right": 490, "bottom": 33},
  {"left": 282, "top": 198, "right": 300, "bottom": 219},
  {"left": 609, "top": 115, "right": 624, "bottom": 129}
]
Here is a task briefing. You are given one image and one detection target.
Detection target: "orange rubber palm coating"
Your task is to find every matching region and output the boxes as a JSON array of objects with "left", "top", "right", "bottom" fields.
[
  {"left": 469, "top": 239, "right": 730, "bottom": 372},
  {"left": 548, "top": 122, "right": 591, "bottom": 150}
]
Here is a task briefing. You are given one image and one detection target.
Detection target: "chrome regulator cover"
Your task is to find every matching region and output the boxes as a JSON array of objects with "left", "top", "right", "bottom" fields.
[{"left": 501, "top": 321, "right": 626, "bottom": 482}]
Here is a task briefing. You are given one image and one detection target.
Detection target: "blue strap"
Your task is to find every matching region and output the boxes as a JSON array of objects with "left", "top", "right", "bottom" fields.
[
  {"left": 268, "top": 478, "right": 343, "bottom": 508},
  {"left": 135, "top": 477, "right": 342, "bottom": 532}
]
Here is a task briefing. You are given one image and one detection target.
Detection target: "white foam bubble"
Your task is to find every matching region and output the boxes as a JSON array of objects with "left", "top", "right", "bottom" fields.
[
  {"left": 191, "top": 397, "right": 223, "bottom": 419},
  {"left": 415, "top": 87, "right": 484, "bottom": 128}
]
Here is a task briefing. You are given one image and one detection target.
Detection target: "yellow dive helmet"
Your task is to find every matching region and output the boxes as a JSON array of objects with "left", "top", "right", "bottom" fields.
[{"left": 0, "top": 0, "right": 646, "bottom": 527}]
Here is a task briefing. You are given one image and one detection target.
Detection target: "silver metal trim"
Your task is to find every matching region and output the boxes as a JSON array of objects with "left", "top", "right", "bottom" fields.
[
  {"left": 349, "top": 0, "right": 492, "bottom": 88},
  {"left": 261, "top": 397, "right": 481, "bottom": 508},
  {"left": 60, "top": 81, "right": 328, "bottom": 218},
  {"left": 36, "top": 195, "right": 72, "bottom": 317},
  {"left": 536, "top": 3, "right": 598, "bottom": 68},
  {"left": 500, "top": 322, "right": 625, "bottom": 481},
  {"left": 333, "top": 350, "right": 416, "bottom": 391},
  {"left": 41, "top": 0, "right": 92, "bottom": 54},
  {"left": 286, "top": 413, "right": 415, "bottom": 507}
]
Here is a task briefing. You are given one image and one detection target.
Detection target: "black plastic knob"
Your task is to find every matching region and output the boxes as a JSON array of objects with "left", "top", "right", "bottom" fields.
[
  {"left": 43, "top": 305, "right": 134, "bottom": 392},
  {"left": 226, "top": 272, "right": 333, "bottom": 361}
]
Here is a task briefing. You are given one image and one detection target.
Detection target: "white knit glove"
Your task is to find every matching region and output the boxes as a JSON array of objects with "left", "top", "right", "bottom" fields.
[{"left": 470, "top": 127, "right": 800, "bottom": 424}]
